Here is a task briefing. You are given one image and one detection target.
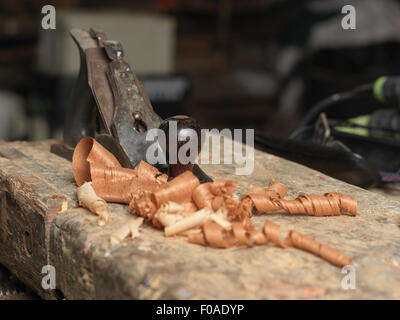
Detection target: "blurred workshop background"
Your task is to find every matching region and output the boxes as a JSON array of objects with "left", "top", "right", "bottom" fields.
[{"left": 2, "top": 0, "right": 400, "bottom": 142}]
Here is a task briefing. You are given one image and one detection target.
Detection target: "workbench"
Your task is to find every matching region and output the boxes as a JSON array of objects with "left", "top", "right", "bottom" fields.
[{"left": 0, "top": 139, "right": 399, "bottom": 299}]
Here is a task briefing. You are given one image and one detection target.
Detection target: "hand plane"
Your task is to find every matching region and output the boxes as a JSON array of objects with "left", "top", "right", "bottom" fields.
[{"left": 51, "top": 27, "right": 212, "bottom": 183}]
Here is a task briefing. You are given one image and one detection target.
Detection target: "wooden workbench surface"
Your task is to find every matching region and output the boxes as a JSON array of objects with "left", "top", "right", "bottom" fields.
[{"left": 0, "top": 139, "right": 399, "bottom": 299}]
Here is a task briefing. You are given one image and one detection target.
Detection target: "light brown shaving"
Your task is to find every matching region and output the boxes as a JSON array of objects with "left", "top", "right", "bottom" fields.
[
  {"left": 210, "top": 213, "right": 232, "bottom": 230},
  {"left": 72, "top": 137, "right": 167, "bottom": 204},
  {"left": 77, "top": 182, "right": 111, "bottom": 226},
  {"left": 246, "top": 190, "right": 358, "bottom": 217},
  {"left": 110, "top": 217, "right": 144, "bottom": 247},
  {"left": 164, "top": 208, "right": 212, "bottom": 237}
]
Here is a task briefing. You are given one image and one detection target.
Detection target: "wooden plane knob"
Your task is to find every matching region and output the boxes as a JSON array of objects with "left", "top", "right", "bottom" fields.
[{"left": 159, "top": 115, "right": 202, "bottom": 179}]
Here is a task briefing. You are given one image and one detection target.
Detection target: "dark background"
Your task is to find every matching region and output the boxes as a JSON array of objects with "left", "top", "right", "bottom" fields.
[{"left": 1, "top": 0, "right": 400, "bottom": 141}]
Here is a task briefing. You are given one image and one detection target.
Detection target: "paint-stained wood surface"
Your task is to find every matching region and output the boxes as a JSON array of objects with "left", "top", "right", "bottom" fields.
[{"left": 0, "top": 139, "right": 399, "bottom": 299}]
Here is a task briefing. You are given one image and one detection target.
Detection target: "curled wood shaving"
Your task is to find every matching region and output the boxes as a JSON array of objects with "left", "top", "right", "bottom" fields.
[
  {"left": 153, "top": 171, "right": 200, "bottom": 207},
  {"left": 154, "top": 201, "right": 185, "bottom": 228},
  {"left": 262, "top": 221, "right": 352, "bottom": 267},
  {"left": 191, "top": 179, "right": 252, "bottom": 223},
  {"left": 110, "top": 217, "right": 144, "bottom": 247},
  {"left": 246, "top": 188, "right": 358, "bottom": 217},
  {"left": 73, "top": 137, "right": 121, "bottom": 186},
  {"left": 210, "top": 179, "right": 237, "bottom": 197},
  {"left": 90, "top": 165, "right": 136, "bottom": 203},
  {"left": 188, "top": 219, "right": 352, "bottom": 267},
  {"left": 130, "top": 191, "right": 157, "bottom": 220},
  {"left": 192, "top": 182, "right": 214, "bottom": 209},
  {"left": 201, "top": 222, "right": 237, "bottom": 248},
  {"left": 132, "top": 171, "right": 199, "bottom": 222},
  {"left": 72, "top": 137, "right": 167, "bottom": 204},
  {"left": 77, "top": 182, "right": 110, "bottom": 226},
  {"left": 156, "top": 212, "right": 183, "bottom": 228},
  {"left": 247, "top": 179, "right": 288, "bottom": 199}
]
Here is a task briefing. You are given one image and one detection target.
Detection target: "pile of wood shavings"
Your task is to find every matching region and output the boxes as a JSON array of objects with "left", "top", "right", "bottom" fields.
[{"left": 74, "top": 137, "right": 358, "bottom": 267}]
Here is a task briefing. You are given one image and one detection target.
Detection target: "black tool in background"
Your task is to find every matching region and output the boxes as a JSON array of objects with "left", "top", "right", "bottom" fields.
[{"left": 255, "top": 76, "right": 400, "bottom": 188}]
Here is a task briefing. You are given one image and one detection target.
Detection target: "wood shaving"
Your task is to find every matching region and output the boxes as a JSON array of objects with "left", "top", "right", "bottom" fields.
[
  {"left": 77, "top": 181, "right": 110, "bottom": 226},
  {"left": 164, "top": 208, "right": 212, "bottom": 237},
  {"left": 110, "top": 217, "right": 144, "bottom": 247}
]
